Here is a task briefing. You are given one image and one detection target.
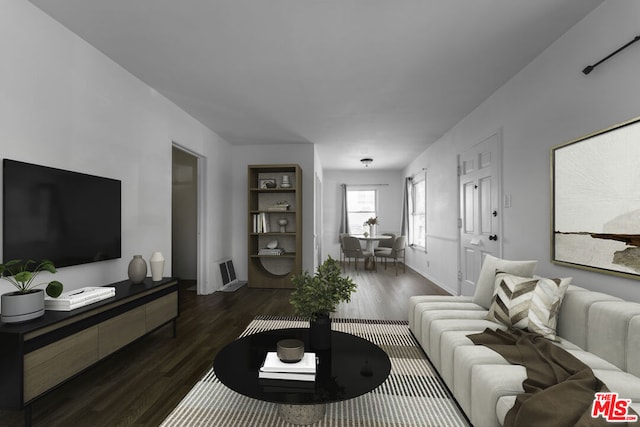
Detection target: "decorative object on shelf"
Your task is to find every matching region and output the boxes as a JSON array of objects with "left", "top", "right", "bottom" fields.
[
  {"left": 128, "top": 255, "right": 147, "bottom": 284},
  {"left": 150, "top": 251, "right": 165, "bottom": 281},
  {"left": 267, "top": 240, "right": 279, "bottom": 249},
  {"left": 259, "top": 178, "right": 277, "bottom": 189},
  {"left": 278, "top": 217, "right": 289, "bottom": 233},
  {"left": 276, "top": 339, "right": 305, "bottom": 363},
  {"left": 0, "top": 259, "right": 63, "bottom": 323},
  {"left": 268, "top": 201, "right": 290, "bottom": 211},
  {"left": 280, "top": 175, "right": 291, "bottom": 188},
  {"left": 258, "top": 247, "right": 285, "bottom": 256},
  {"left": 364, "top": 216, "right": 379, "bottom": 237},
  {"left": 290, "top": 256, "right": 356, "bottom": 350}
]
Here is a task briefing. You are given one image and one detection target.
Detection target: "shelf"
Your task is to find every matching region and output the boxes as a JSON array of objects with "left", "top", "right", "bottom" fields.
[
  {"left": 248, "top": 164, "right": 302, "bottom": 289},
  {"left": 250, "top": 210, "right": 296, "bottom": 214},
  {"left": 251, "top": 253, "right": 297, "bottom": 259},
  {"left": 250, "top": 188, "right": 296, "bottom": 193},
  {"left": 250, "top": 232, "right": 296, "bottom": 236}
]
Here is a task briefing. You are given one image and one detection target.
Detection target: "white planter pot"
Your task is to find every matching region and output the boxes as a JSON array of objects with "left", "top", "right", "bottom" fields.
[{"left": 1, "top": 289, "right": 45, "bottom": 323}]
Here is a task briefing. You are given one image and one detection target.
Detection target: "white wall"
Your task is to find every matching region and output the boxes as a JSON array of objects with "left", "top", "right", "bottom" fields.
[
  {"left": 322, "top": 169, "right": 404, "bottom": 261},
  {"left": 405, "top": 1, "right": 640, "bottom": 301},
  {"left": 0, "top": 0, "right": 233, "bottom": 298},
  {"left": 231, "top": 144, "right": 317, "bottom": 279}
]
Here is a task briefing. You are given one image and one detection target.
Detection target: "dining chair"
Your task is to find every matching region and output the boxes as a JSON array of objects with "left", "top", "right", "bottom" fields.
[
  {"left": 376, "top": 235, "right": 407, "bottom": 275},
  {"left": 374, "top": 233, "right": 396, "bottom": 256},
  {"left": 342, "top": 235, "right": 374, "bottom": 272},
  {"left": 339, "top": 233, "right": 350, "bottom": 266}
]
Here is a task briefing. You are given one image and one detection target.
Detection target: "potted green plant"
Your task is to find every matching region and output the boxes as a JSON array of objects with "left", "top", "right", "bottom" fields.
[
  {"left": 0, "top": 259, "right": 63, "bottom": 323},
  {"left": 290, "top": 256, "right": 356, "bottom": 350}
]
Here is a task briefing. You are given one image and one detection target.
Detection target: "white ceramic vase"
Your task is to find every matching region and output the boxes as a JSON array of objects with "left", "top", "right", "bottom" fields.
[{"left": 150, "top": 252, "right": 165, "bottom": 281}]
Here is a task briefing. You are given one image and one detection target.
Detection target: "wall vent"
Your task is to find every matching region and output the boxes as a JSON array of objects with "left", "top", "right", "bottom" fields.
[{"left": 219, "top": 259, "right": 237, "bottom": 287}]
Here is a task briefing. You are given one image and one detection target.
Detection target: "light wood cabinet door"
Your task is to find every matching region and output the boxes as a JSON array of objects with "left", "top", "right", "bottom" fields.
[
  {"left": 98, "top": 307, "right": 146, "bottom": 359},
  {"left": 23, "top": 327, "right": 99, "bottom": 402}
]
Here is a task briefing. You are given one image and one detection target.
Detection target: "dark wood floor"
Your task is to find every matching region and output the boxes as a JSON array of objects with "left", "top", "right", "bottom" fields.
[{"left": 0, "top": 265, "right": 447, "bottom": 427}]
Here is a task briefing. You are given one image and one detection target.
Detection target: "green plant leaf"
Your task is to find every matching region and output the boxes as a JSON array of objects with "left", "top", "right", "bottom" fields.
[
  {"left": 289, "top": 255, "right": 356, "bottom": 321},
  {"left": 41, "top": 260, "right": 57, "bottom": 274},
  {"left": 14, "top": 271, "right": 33, "bottom": 284}
]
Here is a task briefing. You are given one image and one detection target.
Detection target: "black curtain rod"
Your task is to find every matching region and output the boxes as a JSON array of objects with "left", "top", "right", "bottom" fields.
[{"left": 583, "top": 34, "right": 640, "bottom": 75}]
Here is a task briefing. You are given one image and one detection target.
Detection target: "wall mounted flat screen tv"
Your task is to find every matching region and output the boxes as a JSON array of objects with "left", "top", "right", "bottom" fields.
[{"left": 3, "top": 159, "right": 121, "bottom": 268}]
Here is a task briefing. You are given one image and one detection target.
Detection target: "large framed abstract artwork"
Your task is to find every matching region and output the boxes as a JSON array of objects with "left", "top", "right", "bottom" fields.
[{"left": 552, "top": 116, "right": 640, "bottom": 279}]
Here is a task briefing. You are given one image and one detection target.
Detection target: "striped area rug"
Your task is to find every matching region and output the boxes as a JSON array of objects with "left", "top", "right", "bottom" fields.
[{"left": 161, "top": 316, "right": 470, "bottom": 427}]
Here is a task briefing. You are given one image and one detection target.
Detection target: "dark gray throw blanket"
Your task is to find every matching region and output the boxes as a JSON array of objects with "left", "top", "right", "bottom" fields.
[{"left": 467, "top": 328, "right": 639, "bottom": 427}]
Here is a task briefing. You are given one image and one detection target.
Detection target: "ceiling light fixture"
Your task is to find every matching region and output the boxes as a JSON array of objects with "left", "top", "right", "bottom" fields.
[{"left": 361, "top": 158, "right": 373, "bottom": 167}]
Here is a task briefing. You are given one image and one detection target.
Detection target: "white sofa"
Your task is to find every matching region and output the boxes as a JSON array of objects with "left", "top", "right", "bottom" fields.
[{"left": 409, "top": 284, "right": 640, "bottom": 426}]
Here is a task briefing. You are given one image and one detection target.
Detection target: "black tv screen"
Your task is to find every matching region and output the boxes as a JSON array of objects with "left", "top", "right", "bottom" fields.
[{"left": 3, "top": 159, "right": 121, "bottom": 268}]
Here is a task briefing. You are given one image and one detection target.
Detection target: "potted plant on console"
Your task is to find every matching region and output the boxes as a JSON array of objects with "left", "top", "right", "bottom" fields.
[
  {"left": 290, "top": 256, "right": 356, "bottom": 350},
  {"left": 0, "top": 259, "right": 63, "bottom": 323}
]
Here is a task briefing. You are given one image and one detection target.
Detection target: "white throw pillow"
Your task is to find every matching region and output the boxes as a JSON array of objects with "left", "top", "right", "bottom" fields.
[
  {"left": 487, "top": 272, "right": 571, "bottom": 340},
  {"left": 472, "top": 254, "right": 537, "bottom": 309}
]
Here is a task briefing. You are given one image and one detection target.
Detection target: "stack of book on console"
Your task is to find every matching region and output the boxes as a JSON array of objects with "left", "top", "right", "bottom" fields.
[
  {"left": 259, "top": 351, "right": 316, "bottom": 382},
  {"left": 45, "top": 286, "right": 116, "bottom": 311},
  {"left": 258, "top": 248, "right": 285, "bottom": 256}
]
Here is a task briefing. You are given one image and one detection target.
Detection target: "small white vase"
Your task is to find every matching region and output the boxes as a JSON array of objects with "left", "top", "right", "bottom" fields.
[{"left": 150, "top": 252, "right": 165, "bottom": 281}]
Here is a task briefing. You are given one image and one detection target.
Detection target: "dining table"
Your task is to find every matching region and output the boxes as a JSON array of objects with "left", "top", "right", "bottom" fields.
[{"left": 353, "top": 234, "right": 393, "bottom": 270}]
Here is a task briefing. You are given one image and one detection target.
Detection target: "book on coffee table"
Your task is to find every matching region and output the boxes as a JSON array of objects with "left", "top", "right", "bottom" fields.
[{"left": 259, "top": 352, "right": 316, "bottom": 381}]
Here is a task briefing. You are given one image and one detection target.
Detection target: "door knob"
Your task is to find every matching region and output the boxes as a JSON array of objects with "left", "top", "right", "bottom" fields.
[{"left": 489, "top": 235, "right": 498, "bottom": 241}]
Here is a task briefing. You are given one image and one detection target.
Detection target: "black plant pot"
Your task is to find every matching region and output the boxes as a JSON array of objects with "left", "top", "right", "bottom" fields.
[{"left": 310, "top": 312, "right": 332, "bottom": 350}]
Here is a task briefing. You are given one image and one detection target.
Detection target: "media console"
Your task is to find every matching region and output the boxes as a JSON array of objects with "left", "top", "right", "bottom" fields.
[{"left": 0, "top": 277, "right": 179, "bottom": 426}]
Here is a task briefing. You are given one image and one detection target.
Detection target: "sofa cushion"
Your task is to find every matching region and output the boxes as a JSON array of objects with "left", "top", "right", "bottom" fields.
[
  {"left": 593, "top": 369, "right": 640, "bottom": 401},
  {"left": 629, "top": 315, "right": 640, "bottom": 377},
  {"left": 411, "top": 301, "right": 484, "bottom": 347},
  {"left": 496, "top": 395, "right": 516, "bottom": 426},
  {"left": 418, "top": 308, "right": 488, "bottom": 357},
  {"left": 452, "top": 344, "right": 509, "bottom": 417},
  {"left": 472, "top": 255, "right": 538, "bottom": 309},
  {"left": 470, "top": 364, "right": 526, "bottom": 427},
  {"left": 556, "top": 289, "right": 622, "bottom": 349},
  {"left": 587, "top": 301, "right": 640, "bottom": 371},
  {"left": 487, "top": 272, "right": 571, "bottom": 340},
  {"left": 408, "top": 295, "right": 474, "bottom": 333},
  {"left": 564, "top": 349, "right": 621, "bottom": 371},
  {"left": 428, "top": 318, "right": 503, "bottom": 369}
]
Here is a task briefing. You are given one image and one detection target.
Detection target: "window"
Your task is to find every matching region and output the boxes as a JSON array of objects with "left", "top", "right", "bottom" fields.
[
  {"left": 410, "top": 174, "right": 426, "bottom": 248},
  {"left": 347, "top": 189, "right": 377, "bottom": 235}
]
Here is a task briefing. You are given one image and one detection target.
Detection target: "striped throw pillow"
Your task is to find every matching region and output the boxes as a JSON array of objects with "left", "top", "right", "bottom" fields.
[{"left": 487, "top": 272, "right": 571, "bottom": 340}]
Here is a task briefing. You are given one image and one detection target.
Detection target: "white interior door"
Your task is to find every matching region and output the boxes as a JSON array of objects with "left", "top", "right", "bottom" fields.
[{"left": 459, "top": 132, "right": 502, "bottom": 296}]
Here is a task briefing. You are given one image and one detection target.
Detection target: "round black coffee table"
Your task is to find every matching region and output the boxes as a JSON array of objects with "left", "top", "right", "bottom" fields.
[{"left": 213, "top": 328, "right": 391, "bottom": 424}]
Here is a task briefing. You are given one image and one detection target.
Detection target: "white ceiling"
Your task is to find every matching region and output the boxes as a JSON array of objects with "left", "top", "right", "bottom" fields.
[{"left": 29, "top": 0, "right": 603, "bottom": 170}]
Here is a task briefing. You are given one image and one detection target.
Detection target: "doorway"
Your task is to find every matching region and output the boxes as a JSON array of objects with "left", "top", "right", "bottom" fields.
[
  {"left": 458, "top": 131, "right": 503, "bottom": 296},
  {"left": 172, "top": 146, "right": 199, "bottom": 289}
]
